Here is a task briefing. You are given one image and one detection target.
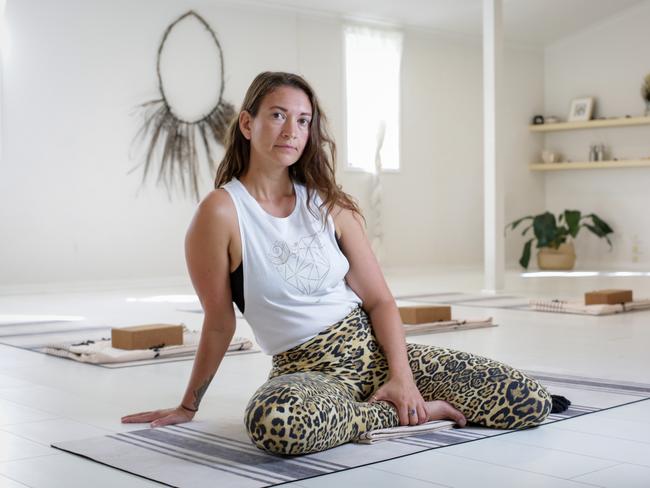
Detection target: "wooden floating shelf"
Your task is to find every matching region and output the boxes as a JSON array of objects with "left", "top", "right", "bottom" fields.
[
  {"left": 529, "top": 116, "right": 650, "bottom": 132},
  {"left": 530, "top": 159, "right": 650, "bottom": 171}
]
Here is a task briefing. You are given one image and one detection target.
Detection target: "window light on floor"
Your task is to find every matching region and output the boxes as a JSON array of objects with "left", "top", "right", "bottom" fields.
[
  {"left": 125, "top": 295, "right": 199, "bottom": 303},
  {"left": 522, "top": 271, "right": 650, "bottom": 278}
]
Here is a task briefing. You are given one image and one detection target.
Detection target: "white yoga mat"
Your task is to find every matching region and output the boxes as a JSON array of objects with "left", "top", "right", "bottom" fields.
[
  {"left": 529, "top": 298, "right": 650, "bottom": 315},
  {"left": 397, "top": 292, "right": 650, "bottom": 316},
  {"left": 0, "top": 321, "right": 259, "bottom": 368},
  {"left": 41, "top": 327, "right": 254, "bottom": 364},
  {"left": 403, "top": 317, "right": 495, "bottom": 335}
]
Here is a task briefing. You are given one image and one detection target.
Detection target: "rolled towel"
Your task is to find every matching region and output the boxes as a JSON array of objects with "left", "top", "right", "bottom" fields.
[{"left": 355, "top": 420, "right": 455, "bottom": 444}]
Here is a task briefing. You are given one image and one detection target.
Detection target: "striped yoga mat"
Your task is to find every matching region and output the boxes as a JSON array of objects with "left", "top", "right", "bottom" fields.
[{"left": 52, "top": 372, "right": 650, "bottom": 488}]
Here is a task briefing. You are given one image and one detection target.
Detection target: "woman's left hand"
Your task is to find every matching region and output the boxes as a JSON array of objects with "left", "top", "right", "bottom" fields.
[{"left": 370, "top": 375, "right": 427, "bottom": 426}]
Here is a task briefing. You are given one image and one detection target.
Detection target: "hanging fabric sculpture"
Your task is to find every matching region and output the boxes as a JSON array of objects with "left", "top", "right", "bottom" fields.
[
  {"left": 370, "top": 121, "right": 385, "bottom": 263},
  {"left": 134, "top": 11, "right": 235, "bottom": 200}
]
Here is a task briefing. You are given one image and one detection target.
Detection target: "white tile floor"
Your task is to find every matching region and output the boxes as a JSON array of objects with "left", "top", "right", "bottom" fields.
[{"left": 1, "top": 267, "right": 649, "bottom": 487}]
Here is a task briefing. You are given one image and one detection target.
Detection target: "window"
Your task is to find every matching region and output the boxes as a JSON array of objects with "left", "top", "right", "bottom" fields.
[{"left": 344, "top": 25, "right": 402, "bottom": 173}]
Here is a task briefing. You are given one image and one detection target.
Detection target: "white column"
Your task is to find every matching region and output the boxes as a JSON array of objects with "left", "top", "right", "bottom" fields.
[
  {"left": 0, "top": 0, "right": 6, "bottom": 167},
  {"left": 482, "top": 0, "right": 505, "bottom": 292}
]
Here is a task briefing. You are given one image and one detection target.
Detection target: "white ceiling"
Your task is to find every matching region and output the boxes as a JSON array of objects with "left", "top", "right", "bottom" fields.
[{"left": 254, "top": 0, "right": 646, "bottom": 46}]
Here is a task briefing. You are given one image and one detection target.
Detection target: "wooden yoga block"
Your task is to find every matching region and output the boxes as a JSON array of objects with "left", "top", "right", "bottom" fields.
[
  {"left": 399, "top": 305, "right": 452, "bottom": 324},
  {"left": 111, "top": 324, "right": 183, "bottom": 350},
  {"left": 584, "top": 289, "right": 633, "bottom": 305}
]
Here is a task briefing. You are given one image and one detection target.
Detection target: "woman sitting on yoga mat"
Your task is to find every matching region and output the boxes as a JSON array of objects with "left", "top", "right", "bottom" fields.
[{"left": 122, "top": 71, "right": 555, "bottom": 455}]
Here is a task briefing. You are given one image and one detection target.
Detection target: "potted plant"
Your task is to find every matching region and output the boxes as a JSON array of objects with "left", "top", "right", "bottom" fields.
[{"left": 506, "top": 210, "right": 613, "bottom": 270}]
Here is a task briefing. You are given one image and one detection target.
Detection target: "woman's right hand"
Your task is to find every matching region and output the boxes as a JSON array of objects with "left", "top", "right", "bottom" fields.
[{"left": 121, "top": 406, "right": 195, "bottom": 428}]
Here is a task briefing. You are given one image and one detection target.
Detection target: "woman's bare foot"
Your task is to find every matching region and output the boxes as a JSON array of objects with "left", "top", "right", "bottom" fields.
[{"left": 424, "top": 400, "right": 467, "bottom": 427}]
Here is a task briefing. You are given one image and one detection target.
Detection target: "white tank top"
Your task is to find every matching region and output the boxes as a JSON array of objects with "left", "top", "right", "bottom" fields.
[{"left": 222, "top": 178, "right": 362, "bottom": 355}]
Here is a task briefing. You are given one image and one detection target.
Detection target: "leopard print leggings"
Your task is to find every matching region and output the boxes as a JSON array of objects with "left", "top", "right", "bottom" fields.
[{"left": 244, "top": 307, "right": 551, "bottom": 455}]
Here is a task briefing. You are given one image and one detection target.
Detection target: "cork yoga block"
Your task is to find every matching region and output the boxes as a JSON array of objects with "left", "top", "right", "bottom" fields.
[
  {"left": 584, "top": 289, "right": 633, "bottom": 305},
  {"left": 398, "top": 306, "right": 452, "bottom": 324},
  {"left": 111, "top": 324, "right": 183, "bottom": 350}
]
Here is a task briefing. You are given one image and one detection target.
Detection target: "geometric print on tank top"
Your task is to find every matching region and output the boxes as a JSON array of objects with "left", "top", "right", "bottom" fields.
[{"left": 268, "top": 232, "right": 330, "bottom": 295}]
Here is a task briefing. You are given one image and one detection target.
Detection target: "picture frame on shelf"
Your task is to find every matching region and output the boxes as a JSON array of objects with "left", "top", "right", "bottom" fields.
[{"left": 568, "top": 97, "right": 594, "bottom": 122}]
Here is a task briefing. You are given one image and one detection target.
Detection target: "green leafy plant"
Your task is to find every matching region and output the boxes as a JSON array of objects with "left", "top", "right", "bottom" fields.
[{"left": 506, "top": 210, "right": 613, "bottom": 269}]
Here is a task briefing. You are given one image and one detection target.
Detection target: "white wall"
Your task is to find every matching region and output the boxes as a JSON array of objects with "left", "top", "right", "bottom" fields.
[
  {"left": 0, "top": 0, "right": 544, "bottom": 288},
  {"left": 296, "top": 22, "right": 545, "bottom": 271},
  {"left": 502, "top": 46, "right": 546, "bottom": 269},
  {"left": 0, "top": 0, "right": 300, "bottom": 287},
  {"left": 543, "top": 0, "right": 650, "bottom": 269},
  {"left": 382, "top": 31, "right": 485, "bottom": 269}
]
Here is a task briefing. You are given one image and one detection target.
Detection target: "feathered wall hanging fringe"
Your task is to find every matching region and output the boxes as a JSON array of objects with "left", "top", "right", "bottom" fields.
[{"left": 132, "top": 11, "right": 235, "bottom": 201}]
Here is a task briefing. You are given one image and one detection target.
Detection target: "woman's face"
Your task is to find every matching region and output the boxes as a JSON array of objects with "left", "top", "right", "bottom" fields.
[{"left": 240, "top": 86, "right": 312, "bottom": 170}]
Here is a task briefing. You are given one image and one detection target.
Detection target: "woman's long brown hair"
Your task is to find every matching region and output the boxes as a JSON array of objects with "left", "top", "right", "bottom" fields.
[{"left": 214, "top": 72, "right": 363, "bottom": 225}]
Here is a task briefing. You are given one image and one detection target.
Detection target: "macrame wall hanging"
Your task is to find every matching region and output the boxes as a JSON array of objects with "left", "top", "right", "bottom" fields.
[{"left": 133, "top": 11, "right": 235, "bottom": 201}]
